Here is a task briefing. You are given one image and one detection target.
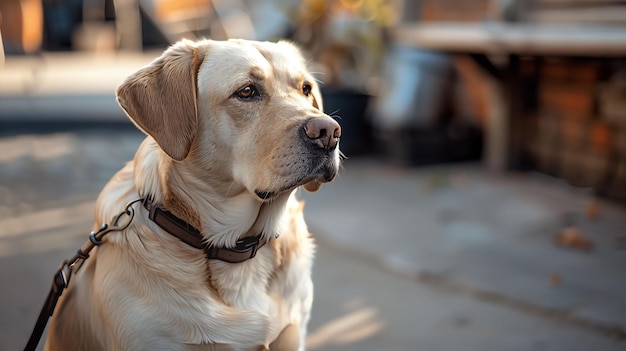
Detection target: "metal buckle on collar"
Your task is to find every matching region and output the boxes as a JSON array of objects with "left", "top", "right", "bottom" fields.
[
  {"left": 206, "top": 235, "right": 263, "bottom": 263},
  {"left": 233, "top": 235, "right": 262, "bottom": 253}
]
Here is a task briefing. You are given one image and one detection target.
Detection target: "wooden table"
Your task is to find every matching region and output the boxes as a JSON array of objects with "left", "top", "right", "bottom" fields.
[{"left": 393, "top": 23, "right": 626, "bottom": 171}]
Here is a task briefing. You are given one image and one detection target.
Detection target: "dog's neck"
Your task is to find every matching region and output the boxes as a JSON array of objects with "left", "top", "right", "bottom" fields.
[{"left": 133, "top": 138, "right": 290, "bottom": 248}]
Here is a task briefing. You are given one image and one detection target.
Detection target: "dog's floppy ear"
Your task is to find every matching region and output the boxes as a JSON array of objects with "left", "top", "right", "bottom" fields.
[{"left": 117, "top": 40, "right": 206, "bottom": 161}]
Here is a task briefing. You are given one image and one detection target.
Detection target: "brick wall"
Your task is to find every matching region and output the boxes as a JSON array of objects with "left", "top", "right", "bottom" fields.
[
  {"left": 528, "top": 59, "right": 626, "bottom": 199},
  {"left": 418, "top": 0, "right": 491, "bottom": 22}
]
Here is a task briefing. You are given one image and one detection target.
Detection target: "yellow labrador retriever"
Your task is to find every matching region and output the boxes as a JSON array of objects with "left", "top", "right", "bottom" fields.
[{"left": 45, "top": 39, "right": 341, "bottom": 351}]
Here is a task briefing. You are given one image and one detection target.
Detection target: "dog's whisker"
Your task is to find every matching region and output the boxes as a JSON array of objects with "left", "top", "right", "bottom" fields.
[
  {"left": 328, "top": 111, "right": 341, "bottom": 119},
  {"left": 339, "top": 151, "right": 348, "bottom": 161}
]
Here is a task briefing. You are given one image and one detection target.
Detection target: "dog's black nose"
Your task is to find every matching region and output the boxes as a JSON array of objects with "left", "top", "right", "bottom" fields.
[{"left": 303, "top": 117, "right": 341, "bottom": 150}]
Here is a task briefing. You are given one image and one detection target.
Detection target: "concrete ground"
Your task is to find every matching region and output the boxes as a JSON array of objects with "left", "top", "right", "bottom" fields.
[{"left": 1, "top": 52, "right": 625, "bottom": 350}]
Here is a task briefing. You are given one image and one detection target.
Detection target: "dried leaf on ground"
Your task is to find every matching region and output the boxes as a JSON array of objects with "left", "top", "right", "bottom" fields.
[{"left": 554, "top": 226, "right": 593, "bottom": 252}]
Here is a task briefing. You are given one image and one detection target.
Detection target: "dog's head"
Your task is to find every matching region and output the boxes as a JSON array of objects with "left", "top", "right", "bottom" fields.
[{"left": 117, "top": 39, "right": 341, "bottom": 201}]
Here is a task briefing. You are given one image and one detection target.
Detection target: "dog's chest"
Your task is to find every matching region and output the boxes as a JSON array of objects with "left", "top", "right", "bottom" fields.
[
  {"left": 208, "top": 249, "right": 277, "bottom": 311},
  {"left": 208, "top": 235, "right": 313, "bottom": 325}
]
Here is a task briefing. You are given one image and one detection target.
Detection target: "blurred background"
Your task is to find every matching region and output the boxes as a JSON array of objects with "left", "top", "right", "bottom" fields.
[{"left": 1, "top": 0, "right": 626, "bottom": 350}]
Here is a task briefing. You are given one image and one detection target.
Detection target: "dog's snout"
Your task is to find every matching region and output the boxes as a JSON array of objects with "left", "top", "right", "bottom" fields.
[{"left": 303, "top": 117, "right": 341, "bottom": 150}]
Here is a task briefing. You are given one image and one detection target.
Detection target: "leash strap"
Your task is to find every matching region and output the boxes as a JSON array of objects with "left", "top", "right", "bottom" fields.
[
  {"left": 23, "top": 266, "right": 68, "bottom": 351},
  {"left": 22, "top": 199, "right": 142, "bottom": 351}
]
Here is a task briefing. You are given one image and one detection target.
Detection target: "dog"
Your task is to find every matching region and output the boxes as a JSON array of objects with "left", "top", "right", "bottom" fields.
[{"left": 44, "top": 38, "right": 341, "bottom": 351}]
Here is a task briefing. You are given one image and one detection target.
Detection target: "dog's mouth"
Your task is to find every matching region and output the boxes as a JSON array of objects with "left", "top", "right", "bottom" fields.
[{"left": 254, "top": 161, "right": 337, "bottom": 201}]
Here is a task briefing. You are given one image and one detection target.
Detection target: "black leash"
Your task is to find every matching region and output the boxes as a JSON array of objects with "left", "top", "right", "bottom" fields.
[{"left": 23, "top": 198, "right": 143, "bottom": 351}]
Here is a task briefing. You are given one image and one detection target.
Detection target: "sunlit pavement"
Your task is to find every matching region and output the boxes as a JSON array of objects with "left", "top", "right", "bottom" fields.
[
  {"left": 0, "top": 129, "right": 624, "bottom": 350},
  {"left": 0, "top": 52, "right": 155, "bottom": 123}
]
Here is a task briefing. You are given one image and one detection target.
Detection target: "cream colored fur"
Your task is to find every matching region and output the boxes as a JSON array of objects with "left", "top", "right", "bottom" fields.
[{"left": 44, "top": 39, "right": 341, "bottom": 351}]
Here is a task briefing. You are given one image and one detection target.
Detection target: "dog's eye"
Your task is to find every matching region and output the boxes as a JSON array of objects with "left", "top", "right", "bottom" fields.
[
  {"left": 302, "top": 83, "right": 312, "bottom": 97},
  {"left": 236, "top": 84, "right": 259, "bottom": 100}
]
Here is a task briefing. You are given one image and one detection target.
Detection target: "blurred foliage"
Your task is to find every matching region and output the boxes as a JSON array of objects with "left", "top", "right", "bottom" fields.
[{"left": 282, "top": 0, "right": 397, "bottom": 91}]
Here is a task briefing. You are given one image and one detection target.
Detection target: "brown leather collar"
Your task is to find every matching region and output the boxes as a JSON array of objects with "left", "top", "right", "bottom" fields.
[{"left": 143, "top": 199, "right": 265, "bottom": 263}]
